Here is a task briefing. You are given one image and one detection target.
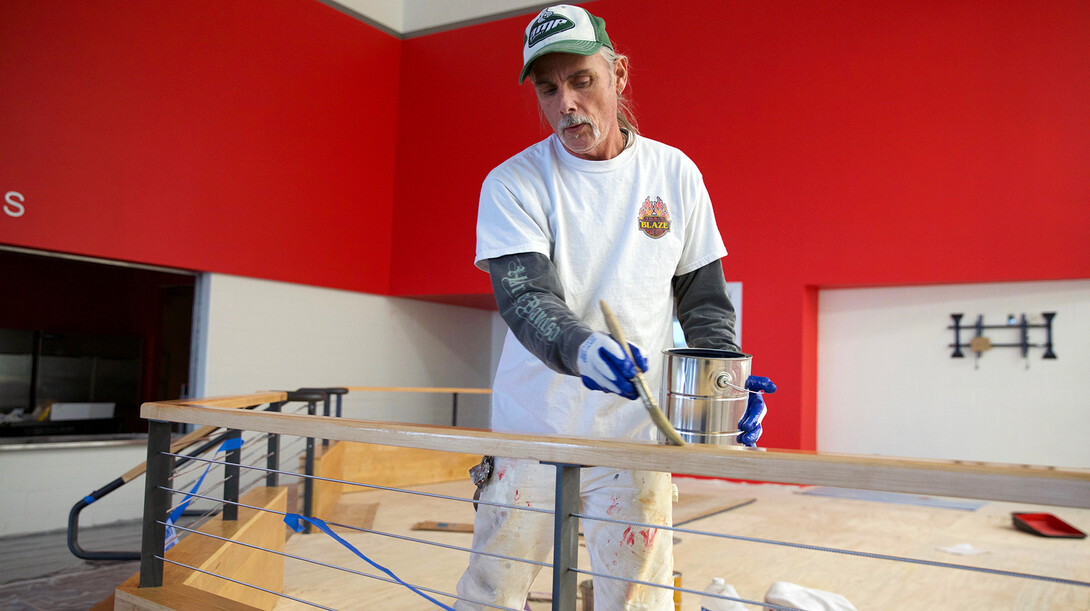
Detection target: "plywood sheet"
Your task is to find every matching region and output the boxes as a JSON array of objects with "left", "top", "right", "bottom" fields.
[
  {"left": 310, "top": 442, "right": 346, "bottom": 518},
  {"left": 338, "top": 442, "right": 480, "bottom": 490},
  {"left": 181, "top": 487, "right": 288, "bottom": 610},
  {"left": 324, "top": 492, "right": 378, "bottom": 532}
]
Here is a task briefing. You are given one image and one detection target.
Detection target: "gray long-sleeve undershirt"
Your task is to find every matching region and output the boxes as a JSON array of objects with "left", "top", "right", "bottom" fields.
[
  {"left": 488, "top": 252, "right": 740, "bottom": 376},
  {"left": 672, "top": 258, "right": 741, "bottom": 352}
]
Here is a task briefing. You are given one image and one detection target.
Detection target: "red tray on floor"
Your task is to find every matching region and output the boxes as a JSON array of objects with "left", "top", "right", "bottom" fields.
[{"left": 1012, "top": 512, "right": 1087, "bottom": 538}]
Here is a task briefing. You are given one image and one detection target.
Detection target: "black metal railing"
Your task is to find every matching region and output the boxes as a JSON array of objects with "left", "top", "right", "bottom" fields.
[{"left": 67, "top": 388, "right": 331, "bottom": 561}]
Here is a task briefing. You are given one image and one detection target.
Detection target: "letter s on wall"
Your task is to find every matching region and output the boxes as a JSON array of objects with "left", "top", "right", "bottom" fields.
[{"left": 4, "top": 192, "right": 26, "bottom": 218}]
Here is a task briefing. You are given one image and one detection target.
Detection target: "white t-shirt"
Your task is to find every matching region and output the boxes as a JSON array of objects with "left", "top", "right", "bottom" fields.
[{"left": 475, "top": 133, "right": 727, "bottom": 440}]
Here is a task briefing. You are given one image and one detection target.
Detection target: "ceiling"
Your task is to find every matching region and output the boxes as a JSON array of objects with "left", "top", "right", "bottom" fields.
[{"left": 322, "top": 0, "right": 568, "bottom": 38}]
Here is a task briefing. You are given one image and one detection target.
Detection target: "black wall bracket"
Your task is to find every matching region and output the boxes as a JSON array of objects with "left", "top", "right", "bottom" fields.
[{"left": 948, "top": 312, "right": 1057, "bottom": 360}]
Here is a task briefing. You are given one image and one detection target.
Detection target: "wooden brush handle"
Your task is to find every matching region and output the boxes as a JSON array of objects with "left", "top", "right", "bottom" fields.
[
  {"left": 600, "top": 301, "right": 640, "bottom": 371},
  {"left": 600, "top": 300, "right": 687, "bottom": 446}
]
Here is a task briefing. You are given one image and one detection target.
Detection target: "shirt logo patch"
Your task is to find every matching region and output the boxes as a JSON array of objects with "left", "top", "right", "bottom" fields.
[{"left": 638, "top": 196, "right": 671, "bottom": 239}]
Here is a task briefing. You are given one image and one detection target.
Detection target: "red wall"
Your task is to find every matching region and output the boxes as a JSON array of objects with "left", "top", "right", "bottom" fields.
[
  {"left": 390, "top": 0, "right": 1090, "bottom": 449},
  {"left": 1, "top": 0, "right": 399, "bottom": 293},
  {"left": 3, "top": 1, "right": 1088, "bottom": 449}
]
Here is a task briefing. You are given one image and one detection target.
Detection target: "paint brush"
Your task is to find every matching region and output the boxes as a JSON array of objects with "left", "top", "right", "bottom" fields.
[{"left": 600, "top": 300, "right": 687, "bottom": 446}]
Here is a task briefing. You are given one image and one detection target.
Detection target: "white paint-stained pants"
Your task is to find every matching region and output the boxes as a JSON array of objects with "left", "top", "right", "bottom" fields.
[{"left": 455, "top": 457, "right": 674, "bottom": 611}]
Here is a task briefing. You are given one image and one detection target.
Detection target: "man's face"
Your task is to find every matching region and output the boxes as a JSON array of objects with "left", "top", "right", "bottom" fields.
[{"left": 530, "top": 51, "right": 628, "bottom": 161}]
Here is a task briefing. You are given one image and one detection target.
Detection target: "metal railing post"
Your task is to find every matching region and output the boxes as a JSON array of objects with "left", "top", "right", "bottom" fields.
[
  {"left": 451, "top": 392, "right": 459, "bottom": 426},
  {"left": 223, "top": 429, "right": 242, "bottom": 521},
  {"left": 296, "top": 387, "right": 346, "bottom": 446},
  {"left": 140, "top": 420, "right": 173, "bottom": 587},
  {"left": 281, "top": 389, "right": 327, "bottom": 533},
  {"left": 266, "top": 401, "right": 283, "bottom": 488},
  {"left": 321, "top": 394, "right": 331, "bottom": 446},
  {"left": 550, "top": 463, "right": 581, "bottom": 611},
  {"left": 303, "top": 400, "right": 317, "bottom": 534}
]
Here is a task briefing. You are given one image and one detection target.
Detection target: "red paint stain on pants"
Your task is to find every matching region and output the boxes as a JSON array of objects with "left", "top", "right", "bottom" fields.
[{"left": 639, "top": 528, "right": 657, "bottom": 548}]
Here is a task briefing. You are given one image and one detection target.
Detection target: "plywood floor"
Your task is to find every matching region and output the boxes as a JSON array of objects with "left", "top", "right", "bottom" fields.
[{"left": 274, "top": 477, "right": 1090, "bottom": 610}]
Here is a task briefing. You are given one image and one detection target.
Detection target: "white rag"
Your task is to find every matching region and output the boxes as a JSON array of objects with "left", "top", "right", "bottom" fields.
[{"left": 764, "top": 581, "right": 858, "bottom": 611}]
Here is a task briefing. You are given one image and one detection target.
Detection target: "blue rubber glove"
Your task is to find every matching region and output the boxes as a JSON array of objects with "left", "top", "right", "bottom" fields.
[
  {"left": 738, "top": 375, "right": 776, "bottom": 447},
  {"left": 576, "top": 332, "right": 648, "bottom": 400}
]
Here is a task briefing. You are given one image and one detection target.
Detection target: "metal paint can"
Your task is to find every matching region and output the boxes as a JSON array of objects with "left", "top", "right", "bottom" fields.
[{"left": 661, "top": 348, "right": 752, "bottom": 445}]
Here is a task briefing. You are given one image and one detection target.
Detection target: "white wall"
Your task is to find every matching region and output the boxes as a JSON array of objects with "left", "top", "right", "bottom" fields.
[
  {"left": 817, "top": 279, "right": 1090, "bottom": 469},
  {"left": 0, "top": 440, "right": 148, "bottom": 536},
  {"left": 199, "top": 273, "right": 496, "bottom": 428},
  {"left": 0, "top": 274, "right": 497, "bottom": 536}
]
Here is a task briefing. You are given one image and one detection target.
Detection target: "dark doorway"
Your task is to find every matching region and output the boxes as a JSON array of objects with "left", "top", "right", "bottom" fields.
[{"left": 0, "top": 248, "right": 196, "bottom": 439}]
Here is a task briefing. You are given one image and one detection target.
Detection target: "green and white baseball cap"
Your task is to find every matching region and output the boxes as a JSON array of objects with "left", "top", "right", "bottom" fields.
[{"left": 519, "top": 4, "right": 613, "bottom": 83}]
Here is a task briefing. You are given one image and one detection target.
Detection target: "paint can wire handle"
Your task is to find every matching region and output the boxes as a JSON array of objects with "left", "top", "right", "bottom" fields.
[{"left": 714, "top": 373, "right": 763, "bottom": 395}]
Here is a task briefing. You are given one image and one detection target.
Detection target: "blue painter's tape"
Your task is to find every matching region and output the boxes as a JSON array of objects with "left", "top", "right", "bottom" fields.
[
  {"left": 165, "top": 437, "right": 245, "bottom": 550},
  {"left": 220, "top": 436, "right": 244, "bottom": 452},
  {"left": 284, "top": 513, "right": 456, "bottom": 611}
]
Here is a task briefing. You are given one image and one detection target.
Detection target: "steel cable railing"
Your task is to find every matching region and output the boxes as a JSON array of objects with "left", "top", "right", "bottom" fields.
[
  {"left": 152, "top": 456, "right": 540, "bottom": 611},
  {"left": 157, "top": 453, "right": 554, "bottom": 569},
  {"left": 572, "top": 510, "right": 1090, "bottom": 589},
  {"left": 148, "top": 448, "right": 1090, "bottom": 609},
  {"left": 68, "top": 389, "right": 328, "bottom": 561},
  {"left": 125, "top": 390, "right": 1090, "bottom": 610},
  {"left": 162, "top": 433, "right": 273, "bottom": 544},
  {"left": 147, "top": 453, "right": 798, "bottom": 610}
]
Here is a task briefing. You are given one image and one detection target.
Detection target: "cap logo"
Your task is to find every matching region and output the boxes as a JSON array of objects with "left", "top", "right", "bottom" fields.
[
  {"left": 527, "top": 9, "right": 576, "bottom": 48},
  {"left": 638, "top": 197, "right": 671, "bottom": 238}
]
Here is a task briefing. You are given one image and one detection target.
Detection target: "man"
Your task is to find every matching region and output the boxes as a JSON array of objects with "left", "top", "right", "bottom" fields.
[{"left": 456, "top": 5, "right": 775, "bottom": 610}]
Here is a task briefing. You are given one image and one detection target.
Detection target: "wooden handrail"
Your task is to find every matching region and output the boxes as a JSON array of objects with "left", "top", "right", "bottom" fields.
[
  {"left": 140, "top": 398, "right": 1090, "bottom": 509},
  {"left": 155, "top": 392, "right": 290, "bottom": 408},
  {"left": 345, "top": 386, "right": 491, "bottom": 394},
  {"left": 120, "top": 393, "right": 287, "bottom": 483}
]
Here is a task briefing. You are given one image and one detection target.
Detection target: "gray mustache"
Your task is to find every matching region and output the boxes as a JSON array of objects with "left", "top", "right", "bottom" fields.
[{"left": 559, "top": 114, "right": 593, "bottom": 129}]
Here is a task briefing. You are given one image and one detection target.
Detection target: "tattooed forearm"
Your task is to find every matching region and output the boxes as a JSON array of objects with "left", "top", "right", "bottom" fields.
[
  {"left": 514, "top": 293, "right": 563, "bottom": 342},
  {"left": 489, "top": 252, "right": 591, "bottom": 376},
  {"left": 500, "top": 259, "right": 530, "bottom": 299}
]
